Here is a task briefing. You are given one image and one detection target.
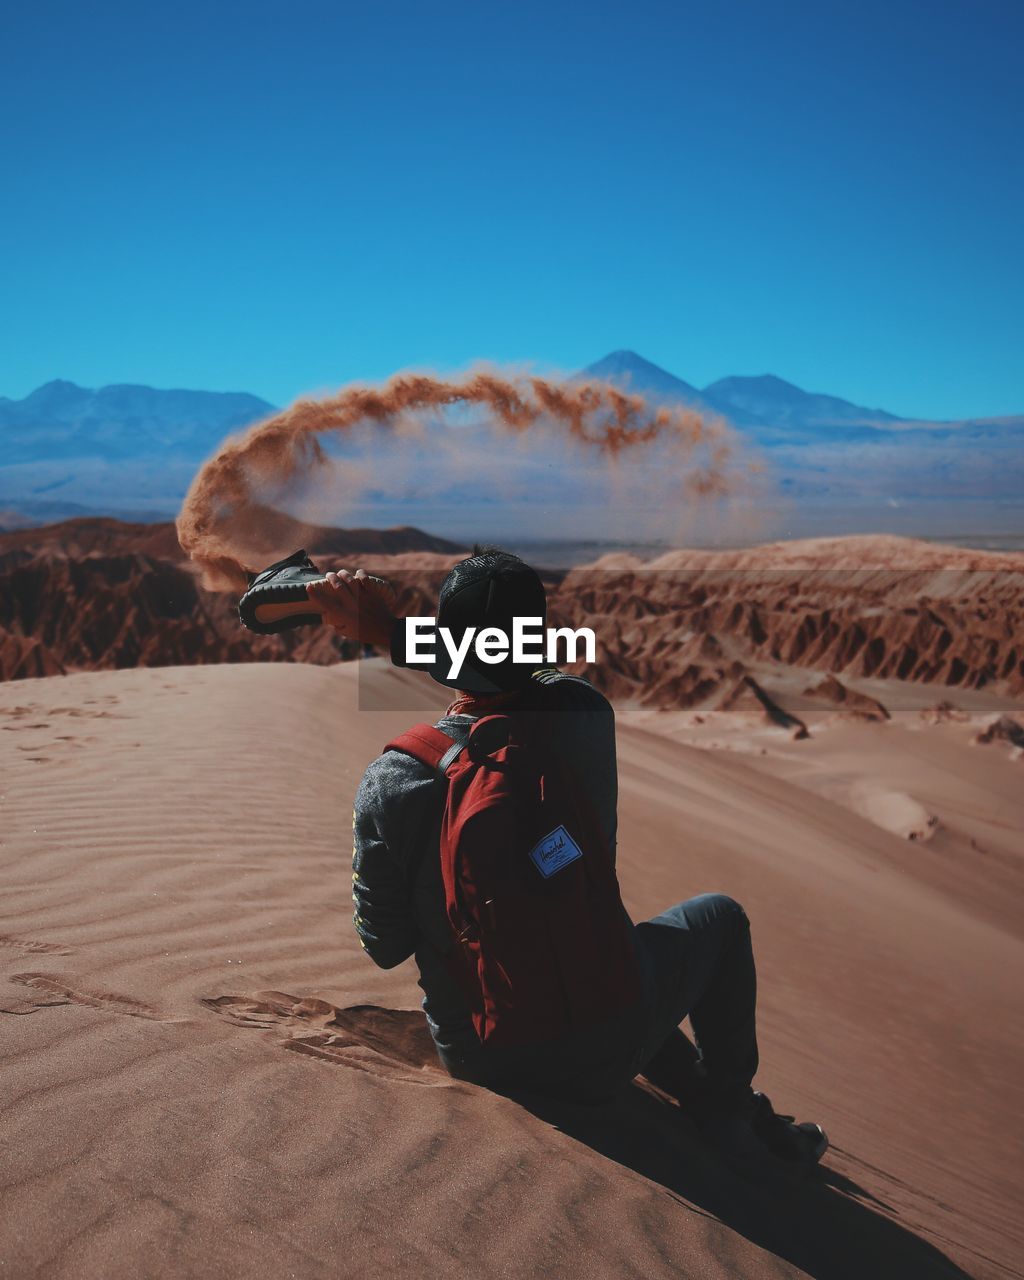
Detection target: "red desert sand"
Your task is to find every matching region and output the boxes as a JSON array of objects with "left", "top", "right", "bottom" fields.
[{"left": 1, "top": 615, "right": 1022, "bottom": 1276}]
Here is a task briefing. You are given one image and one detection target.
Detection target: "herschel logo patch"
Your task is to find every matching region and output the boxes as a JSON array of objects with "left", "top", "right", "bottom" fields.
[{"left": 527, "top": 825, "right": 584, "bottom": 879}]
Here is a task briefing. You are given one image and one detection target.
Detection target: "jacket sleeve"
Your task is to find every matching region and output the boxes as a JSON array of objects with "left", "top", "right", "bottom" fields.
[{"left": 351, "top": 763, "right": 418, "bottom": 969}]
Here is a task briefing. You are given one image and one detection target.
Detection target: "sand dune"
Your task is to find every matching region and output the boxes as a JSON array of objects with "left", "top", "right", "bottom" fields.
[{"left": 2, "top": 660, "right": 1021, "bottom": 1278}]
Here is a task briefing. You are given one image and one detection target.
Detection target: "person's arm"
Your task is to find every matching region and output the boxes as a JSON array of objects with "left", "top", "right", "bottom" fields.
[
  {"left": 351, "top": 765, "right": 418, "bottom": 969},
  {"left": 307, "top": 569, "right": 452, "bottom": 680},
  {"left": 307, "top": 570, "right": 400, "bottom": 648}
]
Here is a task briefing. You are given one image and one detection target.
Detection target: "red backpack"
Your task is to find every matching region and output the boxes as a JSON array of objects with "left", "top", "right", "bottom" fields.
[{"left": 384, "top": 712, "right": 642, "bottom": 1050}]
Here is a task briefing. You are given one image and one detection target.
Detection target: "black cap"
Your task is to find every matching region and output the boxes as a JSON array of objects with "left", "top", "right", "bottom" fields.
[{"left": 430, "top": 549, "right": 547, "bottom": 693}]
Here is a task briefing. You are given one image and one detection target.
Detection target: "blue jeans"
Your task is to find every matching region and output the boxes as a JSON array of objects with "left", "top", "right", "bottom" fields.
[
  {"left": 438, "top": 893, "right": 759, "bottom": 1105},
  {"left": 626, "top": 892, "right": 759, "bottom": 1107}
]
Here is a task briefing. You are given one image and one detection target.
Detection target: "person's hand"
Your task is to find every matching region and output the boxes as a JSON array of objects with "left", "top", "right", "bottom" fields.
[{"left": 306, "top": 569, "right": 398, "bottom": 647}]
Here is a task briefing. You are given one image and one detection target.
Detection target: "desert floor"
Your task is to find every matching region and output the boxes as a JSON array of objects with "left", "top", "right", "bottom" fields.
[{"left": 1, "top": 660, "right": 1021, "bottom": 1279}]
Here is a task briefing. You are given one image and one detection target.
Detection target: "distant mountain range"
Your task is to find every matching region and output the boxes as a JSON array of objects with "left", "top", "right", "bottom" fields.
[
  {"left": 1, "top": 357, "right": 1021, "bottom": 533},
  {"left": 0, "top": 379, "right": 275, "bottom": 466},
  {"left": 705, "top": 372, "right": 900, "bottom": 430},
  {"left": 2, "top": 357, "right": 1018, "bottom": 467},
  {"left": 580, "top": 350, "right": 1005, "bottom": 441}
]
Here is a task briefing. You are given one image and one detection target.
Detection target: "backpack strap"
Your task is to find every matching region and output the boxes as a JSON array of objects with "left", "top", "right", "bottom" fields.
[{"left": 384, "top": 722, "right": 470, "bottom": 777}]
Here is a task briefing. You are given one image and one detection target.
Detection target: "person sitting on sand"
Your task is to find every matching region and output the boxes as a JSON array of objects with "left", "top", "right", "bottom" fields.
[{"left": 307, "top": 548, "right": 827, "bottom": 1176}]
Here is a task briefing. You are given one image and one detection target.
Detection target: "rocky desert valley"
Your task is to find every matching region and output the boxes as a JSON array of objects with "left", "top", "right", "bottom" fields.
[{"left": 1, "top": 511, "right": 1022, "bottom": 1279}]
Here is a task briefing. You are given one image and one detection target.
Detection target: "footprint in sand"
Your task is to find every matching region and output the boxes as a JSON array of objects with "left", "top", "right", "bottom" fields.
[
  {"left": 46, "top": 705, "right": 126, "bottom": 720},
  {"left": 0, "top": 705, "right": 40, "bottom": 722},
  {"left": 202, "top": 991, "right": 449, "bottom": 1086},
  {"left": 0, "top": 934, "right": 73, "bottom": 956},
  {"left": 0, "top": 973, "right": 171, "bottom": 1021}
]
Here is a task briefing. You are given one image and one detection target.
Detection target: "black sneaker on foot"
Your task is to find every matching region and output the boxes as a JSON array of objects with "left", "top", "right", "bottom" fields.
[
  {"left": 748, "top": 1091, "right": 828, "bottom": 1168},
  {"left": 695, "top": 1090, "right": 828, "bottom": 1180}
]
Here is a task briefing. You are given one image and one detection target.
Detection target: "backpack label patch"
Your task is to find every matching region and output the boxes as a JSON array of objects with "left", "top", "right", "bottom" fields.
[{"left": 528, "top": 825, "right": 584, "bottom": 879}]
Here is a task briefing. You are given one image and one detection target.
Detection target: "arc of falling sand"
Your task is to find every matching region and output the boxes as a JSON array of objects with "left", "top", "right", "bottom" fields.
[{"left": 176, "top": 371, "right": 738, "bottom": 592}]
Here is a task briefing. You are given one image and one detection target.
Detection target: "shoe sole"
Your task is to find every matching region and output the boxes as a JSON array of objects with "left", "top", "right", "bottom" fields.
[
  {"left": 239, "top": 579, "right": 327, "bottom": 634},
  {"left": 239, "top": 570, "right": 392, "bottom": 633}
]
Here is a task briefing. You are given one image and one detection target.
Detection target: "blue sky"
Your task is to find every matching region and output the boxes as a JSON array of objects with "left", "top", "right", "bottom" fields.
[{"left": 1, "top": 0, "right": 1021, "bottom": 419}]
